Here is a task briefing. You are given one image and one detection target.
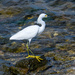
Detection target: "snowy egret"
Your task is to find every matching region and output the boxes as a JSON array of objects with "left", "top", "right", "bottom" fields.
[{"left": 10, "top": 13, "right": 47, "bottom": 62}]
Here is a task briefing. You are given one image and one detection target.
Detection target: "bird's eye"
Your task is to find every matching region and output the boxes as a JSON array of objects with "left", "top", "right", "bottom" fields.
[{"left": 45, "top": 15, "right": 47, "bottom": 17}]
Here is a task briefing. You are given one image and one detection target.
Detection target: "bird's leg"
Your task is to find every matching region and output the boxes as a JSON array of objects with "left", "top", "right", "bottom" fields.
[
  {"left": 29, "top": 47, "right": 34, "bottom": 55},
  {"left": 26, "top": 42, "right": 43, "bottom": 62},
  {"left": 26, "top": 42, "right": 29, "bottom": 56},
  {"left": 26, "top": 42, "right": 34, "bottom": 55}
]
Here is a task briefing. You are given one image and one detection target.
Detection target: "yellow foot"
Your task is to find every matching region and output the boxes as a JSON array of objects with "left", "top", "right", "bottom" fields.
[{"left": 26, "top": 55, "right": 43, "bottom": 62}]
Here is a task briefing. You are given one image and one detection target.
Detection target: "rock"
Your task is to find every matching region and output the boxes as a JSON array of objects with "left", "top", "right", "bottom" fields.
[
  {"left": 2, "top": 65, "right": 28, "bottom": 75},
  {"left": 9, "top": 66, "right": 28, "bottom": 75},
  {"left": 0, "top": 51, "right": 4, "bottom": 56},
  {"left": 15, "top": 55, "right": 47, "bottom": 71},
  {"left": 56, "top": 43, "right": 74, "bottom": 50},
  {"left": 1, "top": 42, "right": 26, "bottom": 53}
]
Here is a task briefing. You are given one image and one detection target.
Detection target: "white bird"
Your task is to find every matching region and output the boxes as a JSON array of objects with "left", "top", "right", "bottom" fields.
[{"left": 10, "top": 13, "right": 47, "bottom": 62}]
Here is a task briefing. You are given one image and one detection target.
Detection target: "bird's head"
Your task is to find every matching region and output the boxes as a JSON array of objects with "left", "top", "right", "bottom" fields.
[
  {"left": 36, "top": 13, "right": 47, "bottom": 24},
  {"left": 39, "top": 13, "right": 48, "bottom": 19}
]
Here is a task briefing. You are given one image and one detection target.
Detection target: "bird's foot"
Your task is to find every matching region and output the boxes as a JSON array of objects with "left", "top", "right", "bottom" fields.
[{"left": 26, "top": 55, "right": 43, "bottom": 62}]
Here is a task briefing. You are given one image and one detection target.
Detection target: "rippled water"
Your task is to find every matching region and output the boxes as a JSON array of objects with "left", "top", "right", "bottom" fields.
[{"left": 0, "top": 0, "right": 75, "bottom": 75}]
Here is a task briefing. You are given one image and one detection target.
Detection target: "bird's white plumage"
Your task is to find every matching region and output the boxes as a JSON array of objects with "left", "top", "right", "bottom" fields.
[
  {"left": 10, "top": 25, "right": 39, "bottom": 40},
  {"left": 10, "top": 13, "right": 47, "bottom": 44}
]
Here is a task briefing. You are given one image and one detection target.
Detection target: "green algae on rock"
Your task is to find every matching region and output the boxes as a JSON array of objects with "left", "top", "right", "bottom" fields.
[
  {"left": 3, "top": 65, "right": 28, "bottom": 75},
  {"left": 15, "top": 55, "right": 47, "bottom": 71},
  {"left": 56, "top": 43, "right": 75, "bottom": 50},
  {"left": 0, "top": 7, "right": 22, "bottom": 18},
  {"left": 2, "top": 42, "right": 26, "bottom": 53}
]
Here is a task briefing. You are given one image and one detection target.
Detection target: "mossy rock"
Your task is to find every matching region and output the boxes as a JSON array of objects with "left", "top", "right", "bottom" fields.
[
  {"left": 0, "top": 7, "right": 22, "bottom": 18},
  {"left": 3, "top": 65, "right": 28, "bottom": 75},
  {"left": 15, "top": 55, "right": 47, "bottom": 71},
  {"left": 2, "top": 42, "right": 26, "bottom": 53},
  {"left": 56, "top": 43, "right": 74, "bottom": 50}
]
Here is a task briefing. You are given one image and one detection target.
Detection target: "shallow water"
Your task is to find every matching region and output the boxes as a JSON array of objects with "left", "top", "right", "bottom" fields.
[{"left": 0, "top": 0, "right": 75, "bottom": 75}]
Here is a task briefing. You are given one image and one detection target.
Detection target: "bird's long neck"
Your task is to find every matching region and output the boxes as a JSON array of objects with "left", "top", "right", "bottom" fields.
[{"left": 37, "top": 17, "right": 46, "bottom": 34}]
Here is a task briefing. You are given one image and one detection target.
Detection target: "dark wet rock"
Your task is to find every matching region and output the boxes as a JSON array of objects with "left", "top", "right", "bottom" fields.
[
  {"left": 0, "top": 37, "right": 9, "bottom": 45},
  {"left": 15, "top": 55, "right": 47, "bottom": 71},
  {"left": 9, "top": 66, "right": 28, "bottom": 75},
  {"left": 45, "top": 50, "right": 72, "bottom": 61},
  {"left": 0, "top": 51, "right": 4, "bottom": 56},
  {"left": 58, "top": 2, "right": 74, "bottom": 10},
  {"left": 1, "top": 42, "right": 26, "bottom": 53},
  {"left": 1, "top": 0, "right": 44, "bottom": 6},
  {"left": 0, "top": 6, "right": 23, "bottom": 18},
  {"left": 2, "top": 65, "right": 28, "bottom": 75},
  {"left": 56, "top": 43, "right": 75, "bottom": 50},
  {"left": 50, "top": 0, "right": 66, "bottom": 6}
]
